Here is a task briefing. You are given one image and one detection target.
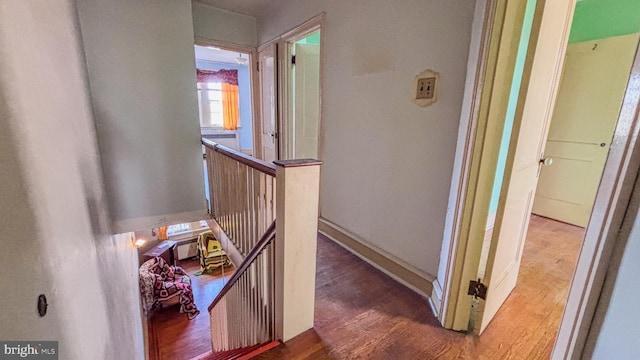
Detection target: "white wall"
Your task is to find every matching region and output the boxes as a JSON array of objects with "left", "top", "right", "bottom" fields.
[
  {"left": 587, "top": 176, "right": 640, "bottom": 359},
  {"left": 258, "top": 0, "right": 476, "bottom": 275},
  {"left": 0, "top": 1, "right": 144, "bottom": 358},
  {"left": 192, "top": 1, "right": 258, "bottom": 47},
  {"left": 77, "top": 0, "right": 207, "bottom": 233}
]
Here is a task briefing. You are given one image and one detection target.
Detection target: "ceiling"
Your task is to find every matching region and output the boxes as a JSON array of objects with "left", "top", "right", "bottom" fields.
[{"left": 192, "top": 0, "right": 275, "bottom": 17}]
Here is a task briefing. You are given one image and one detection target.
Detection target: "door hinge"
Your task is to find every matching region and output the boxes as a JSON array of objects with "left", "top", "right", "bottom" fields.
[
  {"left": 468, "top": 279, "right": 488, "bottom": 300},
  {"left": 291, "top": 55, "right": 296, "bottom": 65},
  {"left": 256, "top": 61, "right": 260, "bottom": 72}
]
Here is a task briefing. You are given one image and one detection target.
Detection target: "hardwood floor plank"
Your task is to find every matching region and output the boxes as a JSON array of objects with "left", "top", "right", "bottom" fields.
[
  {"left": 148, "top": 259, "right": 233, "bottom": 360},
  {"left": 150, "top": 215, "right": 582, "bottom": 359},
  {"left": 256, "top": 215, "right": 583, "bottom": 359}
]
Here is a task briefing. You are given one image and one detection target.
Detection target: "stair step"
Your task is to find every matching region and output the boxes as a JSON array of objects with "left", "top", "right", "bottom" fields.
[{"left": 190, "top": 341, "right": 281, "bottom": 360}]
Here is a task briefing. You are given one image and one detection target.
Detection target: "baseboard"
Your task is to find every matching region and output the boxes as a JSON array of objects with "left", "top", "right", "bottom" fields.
[
  {"left": 429, "top": 279, "right": 443, "bottom": 318},
  {"left": 318, "top": 218, "right": 435, "bottom": 299}
]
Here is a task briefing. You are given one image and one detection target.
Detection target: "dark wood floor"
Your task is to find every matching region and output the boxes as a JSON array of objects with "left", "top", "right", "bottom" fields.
[
  {"left": 149, "top": 259, "right": 233, "bottom": 360},
  {"left": 255, "top": 215, "right": 585, "bottom": 359}
]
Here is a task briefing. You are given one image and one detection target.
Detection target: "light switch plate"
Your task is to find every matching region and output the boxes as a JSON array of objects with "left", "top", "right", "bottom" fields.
[{"left": 413, "top": 69, "right": 439, "bottom": 107}]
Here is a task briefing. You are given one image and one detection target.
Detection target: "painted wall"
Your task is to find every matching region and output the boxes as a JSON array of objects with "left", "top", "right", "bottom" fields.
[
  {"left": 195, "top": 61, "right": 254, "bottom": 151},
  {"left": 569, "top": 0, "right": 640, "bottom": 43},
  {"left": 488, "top": 0, "right": 538, "bottom": 215},
  {"left": 192, "top": 1, "right": 258, "bottom": 47},
  {"left": 258, "top": 0, "right": 476, "bottom": 276},
  {"left": 587, "top": 176, "right": 640, "bottom": 358},
  {"left": 77, "top": 0, "right": 207, "bottom": 232},
  {"left": 0, "top": 1, "right": 144, "bottom": 358}
]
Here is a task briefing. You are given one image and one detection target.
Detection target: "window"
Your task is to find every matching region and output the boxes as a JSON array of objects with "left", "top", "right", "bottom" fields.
[
  {"left": 166, "top": 220, "right": 208, "bottom": 236},
  {"left": 197, "top": 82, "right": 223, "bottom": 128}
]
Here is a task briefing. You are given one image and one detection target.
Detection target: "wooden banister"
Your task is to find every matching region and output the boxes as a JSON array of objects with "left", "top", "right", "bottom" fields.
[
  {"left": 208, "top": 221, "right": 276, "bottom": 312},
  {"left": 202, "top": 138, "right": 276, "bottom": 176}
]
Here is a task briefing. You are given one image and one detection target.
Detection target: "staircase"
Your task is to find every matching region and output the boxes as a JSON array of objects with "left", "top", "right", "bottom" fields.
[{"left": 200, "top": 139, "right": 322, "bottom": 359}]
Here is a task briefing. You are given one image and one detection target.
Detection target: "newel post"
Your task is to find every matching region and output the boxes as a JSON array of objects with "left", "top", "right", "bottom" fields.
[{"left": 273, "top": 159, "right": 322, "bottom": 342}]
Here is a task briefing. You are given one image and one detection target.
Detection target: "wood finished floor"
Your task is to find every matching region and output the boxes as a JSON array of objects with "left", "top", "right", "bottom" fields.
[
  {"left": 255, "top": 215, "right": 585, "bottom": 359},
  {"left": 149, "top": 259, "right": 233, "bottom": 360}
]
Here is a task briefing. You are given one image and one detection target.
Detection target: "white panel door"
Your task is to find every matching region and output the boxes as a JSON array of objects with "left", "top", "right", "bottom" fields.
[
  {"left": 532, "top": 34, "right": 639, "bottom": 227},
  {"left": 293, "top": 43, "right": 320, "bottom": 159},
  {"left": 477, "top": 0, "right": 574, "bottom": 333},
  {"left": 259, "top": 44, "right": 278, "bottom": 163}
]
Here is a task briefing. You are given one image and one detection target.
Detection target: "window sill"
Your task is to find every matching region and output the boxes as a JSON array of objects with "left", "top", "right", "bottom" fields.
[{"left": 168, "top": 228, "right": 209, "bottom": 242}]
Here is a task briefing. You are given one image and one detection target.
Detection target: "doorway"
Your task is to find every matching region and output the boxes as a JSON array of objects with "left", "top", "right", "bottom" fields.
[
  {"left": 193, "top": 44, "right": 254, "bottom": 155},
  {"left": 532, "top": 33, "right": 640, "bottom": 227},
  {"left": 284, "top": 30, "right": 321, "bottom": 160},
  {"left": 440, "top": 0, "right": 640, "bottom": 356},
  {"left": 475, "top": 11, "right": 639, "bottom": 335}
]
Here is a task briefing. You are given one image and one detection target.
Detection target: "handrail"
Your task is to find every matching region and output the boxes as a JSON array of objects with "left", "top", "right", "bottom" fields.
[
  {"left": 208, "top": 220, "right": 277, "bottom": 312},
  {"left": 202, "top": 138, "right": 276, "bottom": 177}
]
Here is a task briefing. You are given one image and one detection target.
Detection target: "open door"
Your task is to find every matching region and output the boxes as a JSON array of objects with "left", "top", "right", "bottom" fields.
[
  {"left": 259, "top": 44, "right": 278, "bottom": 162},
  {"left": 292, "top": 42, "right": 320, "bottom": 159},
  {"left": 532, "top": 33, "right": 640, "bottom": 227},
  {"left": 474, "top": 0, "right": 575, "bottom": 332}
]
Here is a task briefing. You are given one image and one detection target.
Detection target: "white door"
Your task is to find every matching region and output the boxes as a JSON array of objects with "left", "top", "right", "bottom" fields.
[
  {"left": 475, "top": 0, "right": 575, "bottom": 333},
  {"left": 259, "top": 44, "right": 278, "bottom": 162},
  {"left": 532, "top": 34, "right": 640, "bottom": 227},
  {"left": 292, "top": 43, "right": 320, "bottom": 159}
]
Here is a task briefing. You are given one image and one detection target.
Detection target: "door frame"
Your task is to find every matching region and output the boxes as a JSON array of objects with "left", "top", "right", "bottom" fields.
[
  {"left": 257, "top": 41, "right": 279, "bottom": 161},
  {"left": 437, "top": 0, "right": 554, "bottom": 331},
  {"left": 194, "top": 37, "right": 261, "bottom": 158},
  {"left": 439, "top": 0, "right": 640, "bottom": 357},
  {"left": 277, "top": 13, "right": 325, "bottom": 161}
]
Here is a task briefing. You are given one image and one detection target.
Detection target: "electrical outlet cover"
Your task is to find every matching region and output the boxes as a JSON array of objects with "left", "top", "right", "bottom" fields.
[{"left": 413, "top": 69, "right": 439, "bottom": 107}]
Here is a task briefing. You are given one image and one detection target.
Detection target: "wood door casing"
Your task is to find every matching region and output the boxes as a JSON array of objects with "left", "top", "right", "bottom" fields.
[
  {"left": 476, "top": 0, "right": 576, "bottom": 333},
  {"left": 259, "top": 44, "right": 278, "bottom": 163}
]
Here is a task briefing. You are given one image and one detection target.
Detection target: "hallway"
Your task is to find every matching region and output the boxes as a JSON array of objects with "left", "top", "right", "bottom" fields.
[{"left": 256, "top": 215, "right": 584, "bottom": 359}]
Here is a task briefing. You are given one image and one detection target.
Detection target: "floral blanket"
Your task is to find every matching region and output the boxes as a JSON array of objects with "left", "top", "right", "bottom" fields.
[{"left": 139, "top": 257, "right": 200, "bottom": 320}]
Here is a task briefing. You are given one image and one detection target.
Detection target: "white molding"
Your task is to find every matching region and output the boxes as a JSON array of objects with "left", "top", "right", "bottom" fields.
[
  {"left": 430, "top": 279, "right": 443, "bottom": 318},
  {"left": 438, "top": 0, "right": 496, "bottom": 329},
  {"left": 486, "top": 211, "right": 497, "bottom": 230},
  {"left": 319, "top": 217, "right": 435, "bottom": 299}
]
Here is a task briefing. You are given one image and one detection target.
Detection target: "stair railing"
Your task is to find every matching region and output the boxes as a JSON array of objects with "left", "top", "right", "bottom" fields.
[
  {"left": 203, "top": 139, "right": 276, "bottom": 257},
  {"left": 202, "top": 138, "right": 322, "bottom": 355}
]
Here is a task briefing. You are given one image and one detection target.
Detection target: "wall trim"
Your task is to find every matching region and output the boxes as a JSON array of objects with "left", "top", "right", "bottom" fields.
[
  {"left": 430, "top": 279, "right": 443, "bottom": 318},
  {"left": 318, "top": 217, "right": 435, "bottom": 299},
  {"left": 486, "top": 211, "right": 497, "bottom": 230}
]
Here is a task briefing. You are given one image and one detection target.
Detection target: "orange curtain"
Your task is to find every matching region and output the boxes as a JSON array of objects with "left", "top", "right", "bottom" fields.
[{"left": 222, "top": 83, "right": 240, "bottom": 130}]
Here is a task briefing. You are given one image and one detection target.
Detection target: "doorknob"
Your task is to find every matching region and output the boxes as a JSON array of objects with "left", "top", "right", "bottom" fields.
[{"left": 539, "top": 157, "right": 553, "bottom": 167}]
